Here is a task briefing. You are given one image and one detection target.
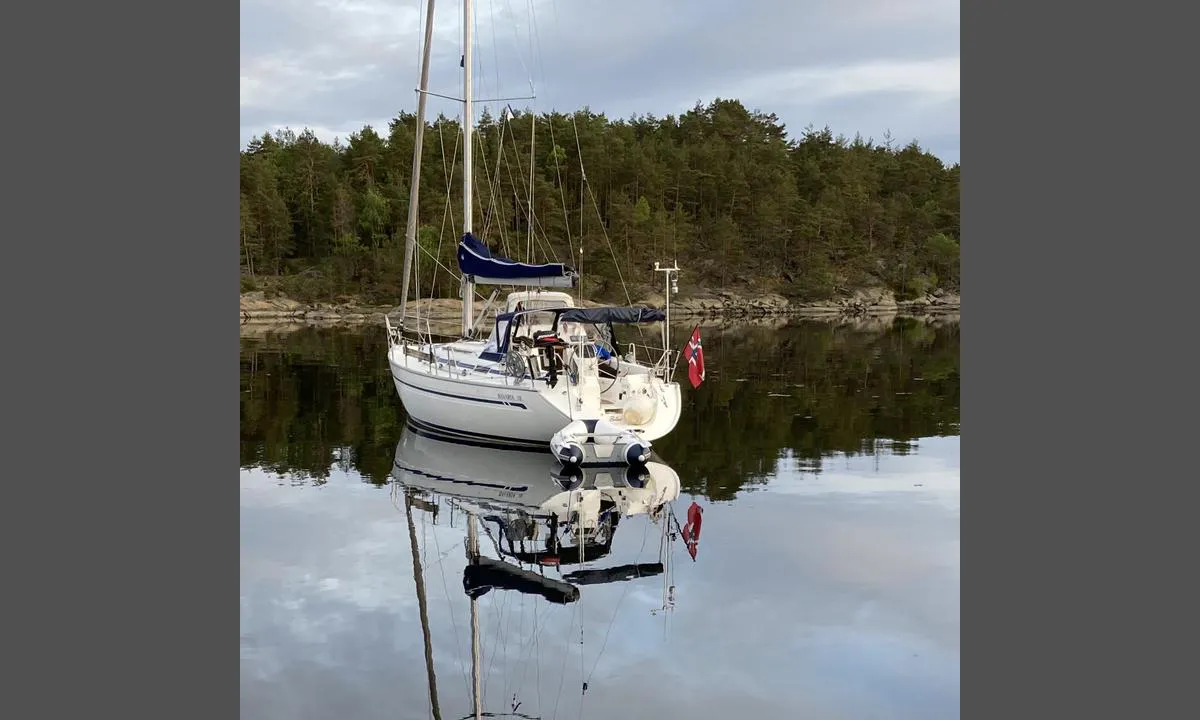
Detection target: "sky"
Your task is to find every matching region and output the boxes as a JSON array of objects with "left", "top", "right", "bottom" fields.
[{"left": 240, "top": 0, "right": 960, "bottom": 164}]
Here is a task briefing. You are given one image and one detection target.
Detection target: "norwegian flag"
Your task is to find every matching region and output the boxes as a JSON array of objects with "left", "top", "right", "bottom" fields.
[
  {"left": 685, "top": 324, "right": 705, "bottom": 389},
  {"left": 681, "top": 501, "right": 703, "bottom": 561}
]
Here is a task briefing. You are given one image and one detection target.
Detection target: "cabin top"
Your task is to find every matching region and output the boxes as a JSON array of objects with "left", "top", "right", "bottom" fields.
[{"left": 503, "top": 291, "right": 575, "bottom": 314}]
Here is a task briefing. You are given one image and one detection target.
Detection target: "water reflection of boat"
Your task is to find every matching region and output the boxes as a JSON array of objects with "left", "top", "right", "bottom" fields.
[
  {"left": 394, "top": 424, "right": 680, "bottom": 565},
  {"left": 392, "top": 426, "right": 689, "bottom": 719}
]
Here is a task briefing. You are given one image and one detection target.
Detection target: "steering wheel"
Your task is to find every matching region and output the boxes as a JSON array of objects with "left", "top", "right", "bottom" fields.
[{"left": 598, "top": 341, "right": 620, "bottom": 392}]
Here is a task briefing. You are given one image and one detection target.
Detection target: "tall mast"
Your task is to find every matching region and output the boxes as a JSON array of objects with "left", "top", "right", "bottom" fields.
[
  {"left": 405, "top": 491, "right": 442, "bottom": 720},
  {"left": 459, "top": 0, "right": 476, "bottom": 336},
  {"left": 400, "top": 0, "right": 438, "bottom": 327},
  {"left": 462, "top": 0, "right": 474, "bottom": 235},
  {"left": 466, "top": 510, "right": 483, "bottom": 720}
]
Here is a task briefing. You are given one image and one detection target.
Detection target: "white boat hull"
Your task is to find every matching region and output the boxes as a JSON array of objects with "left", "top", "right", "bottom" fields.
[{"left": 388, "top": 344, "right": 682, "bottom": 449}]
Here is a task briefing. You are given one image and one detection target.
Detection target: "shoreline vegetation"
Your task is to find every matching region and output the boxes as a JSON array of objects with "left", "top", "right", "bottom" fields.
[
  {"left": 240, "top": 287, "right": 960, "bottom": 333},
  {"left": 241, "top": 99, "right": 960, "bottom": 322}
]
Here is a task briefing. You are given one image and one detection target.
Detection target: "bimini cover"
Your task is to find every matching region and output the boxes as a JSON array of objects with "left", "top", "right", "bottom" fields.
[
  {"left": 457, "top": 233, "right": 576, "bottom": 281},
  {"left": 563, "top": 562, "right": 665, "bottom": 585},
  {"left": 559, "top": 306, "right": 666, "bottom": 325}
]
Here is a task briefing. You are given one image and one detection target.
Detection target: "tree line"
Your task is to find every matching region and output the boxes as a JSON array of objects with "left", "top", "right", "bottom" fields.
[{"left": 240, "top": 98, "right": 959, "bottom": 304}]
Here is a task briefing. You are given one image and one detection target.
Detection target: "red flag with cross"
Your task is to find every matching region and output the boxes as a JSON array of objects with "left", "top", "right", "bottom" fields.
[{"left": 685, "top": 324, "right": 705, "bottom": 389}]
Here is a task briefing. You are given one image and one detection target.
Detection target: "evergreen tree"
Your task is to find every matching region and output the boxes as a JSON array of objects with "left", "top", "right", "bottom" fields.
[{"left": 240, "top": 99, "right": 959, "bottom": 304}]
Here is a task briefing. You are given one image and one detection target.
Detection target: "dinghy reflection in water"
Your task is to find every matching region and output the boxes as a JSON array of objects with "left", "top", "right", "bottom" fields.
[{"left": 392, "top": 425, "right": 681, "bottom": 566}]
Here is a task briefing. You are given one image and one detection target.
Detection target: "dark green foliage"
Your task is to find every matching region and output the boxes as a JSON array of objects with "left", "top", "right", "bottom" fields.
[
  {"left": 239, "top": 99, "right": 959, "bottom": 303},
  {"left": 240, "top": 329, "right": 404, "bottom": 483},
  {"left": 652, "top": 319, "right": 960, "bottom": 500},
  {"left": 239, "top": 319, "right": 959, "bottom": 498}
]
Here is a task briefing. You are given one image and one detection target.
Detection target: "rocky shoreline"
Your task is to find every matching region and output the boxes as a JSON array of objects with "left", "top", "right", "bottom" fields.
[
  {"left": 658, "top": 288, "right": 959, "bottom": 319},
  {"left": 239, "top": 288, "right": 959, "bottom": 328}
]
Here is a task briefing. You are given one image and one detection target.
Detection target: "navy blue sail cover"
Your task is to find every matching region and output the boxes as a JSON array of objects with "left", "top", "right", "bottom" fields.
[
  {"left": 463, "top": 556, "right": 579, "bottom": 604},
  {"left": 457, "top": 233, "right": 575, "bottom": 280}
]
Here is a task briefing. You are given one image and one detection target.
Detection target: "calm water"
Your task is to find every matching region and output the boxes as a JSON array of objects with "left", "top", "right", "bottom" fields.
[{"left": 240, "top": 317, "right": 961, "bottom": 719}]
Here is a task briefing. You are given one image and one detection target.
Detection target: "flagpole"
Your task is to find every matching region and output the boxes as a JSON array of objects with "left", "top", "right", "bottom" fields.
[{"left": 654, "top": 261, "right": 679, "bottom": 359}]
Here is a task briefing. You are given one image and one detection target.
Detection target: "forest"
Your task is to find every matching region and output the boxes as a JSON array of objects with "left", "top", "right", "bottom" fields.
[{"left": 240, "top": 98, "right": 960, "bottom": 305}]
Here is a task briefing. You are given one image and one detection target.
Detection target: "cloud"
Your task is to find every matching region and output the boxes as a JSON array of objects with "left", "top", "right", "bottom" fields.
[
  {"left": 737, "top": 58, "right": 960, "bottom": 106},
  {"left": 241, "top": 0, "right": 959, "bottom": 160}
]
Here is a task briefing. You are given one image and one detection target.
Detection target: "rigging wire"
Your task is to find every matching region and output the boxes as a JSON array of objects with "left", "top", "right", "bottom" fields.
[
  {"left": 497, "top": 113, "right": 559, "bottom": 266},
  {"left": 433, "top": 118, "right": 463, "bottom": 299},
  {"left": 576, "top": 509, "right": 654, "bottom": 715},
  {"left": 428, "top": 506, "right": 475, "bottom": 701},
  {"left": 549, "top": 601, "right": 579, "bottom": 720},
  {"left": 407, "top": 0, "right": 659, "bottom": 333},
  {"left": 440, "top": 0, "right": 647, "bottom": 311}
]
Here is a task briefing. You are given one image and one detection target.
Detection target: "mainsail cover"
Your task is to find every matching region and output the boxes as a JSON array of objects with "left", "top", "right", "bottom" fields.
[
  {"left": 463, "top": 556, "right": 580, "bottom": 604},
  {"left": 457, "top": 233, "right": 577, "bottom": 286}
]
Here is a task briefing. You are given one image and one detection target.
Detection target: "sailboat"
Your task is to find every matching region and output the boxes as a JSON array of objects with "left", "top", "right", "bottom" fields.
[
  {"left": 393, "top": 427, "right": 687, "bottom": 719},
  {"left": 384, "top": 0, "right": 685, "bottom": 467}
]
